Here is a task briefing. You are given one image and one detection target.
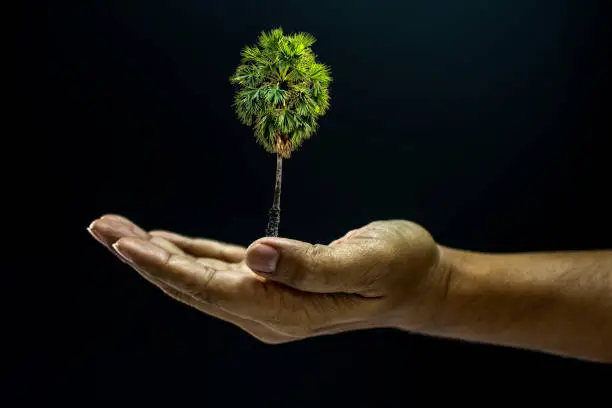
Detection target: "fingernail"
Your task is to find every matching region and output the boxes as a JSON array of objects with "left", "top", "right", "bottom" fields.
[
  {"left": 247, "top": 244, "right": 279, "bottom": 274},
  {"left": 87, "top": 225, "right": 105, "bottom": 245},
  {"left": 112, "top": 243, "right": 134, "bottom": 263}
]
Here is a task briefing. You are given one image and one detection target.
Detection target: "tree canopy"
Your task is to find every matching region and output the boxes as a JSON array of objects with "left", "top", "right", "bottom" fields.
[{"left": 230, "top": 28, "right": 332, "bottom": 158}]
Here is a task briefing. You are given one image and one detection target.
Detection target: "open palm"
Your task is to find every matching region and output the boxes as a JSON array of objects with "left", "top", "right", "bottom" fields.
[{"left": 88, "top": 215, "right": 386, "bottom": 344}]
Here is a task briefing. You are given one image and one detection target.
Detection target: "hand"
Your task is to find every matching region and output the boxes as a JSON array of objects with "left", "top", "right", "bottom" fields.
[{"left": 88, "top": 215, "right": 450, "bottom": 343}]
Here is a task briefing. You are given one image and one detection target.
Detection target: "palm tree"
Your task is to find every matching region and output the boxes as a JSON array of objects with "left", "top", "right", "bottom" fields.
[{"left": 230, "top": 28, "right": 332, "bottom": 237}]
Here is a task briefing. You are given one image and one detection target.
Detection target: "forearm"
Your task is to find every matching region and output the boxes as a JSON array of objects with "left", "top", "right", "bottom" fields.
[{"left": 429, "top": 247, "right": 612, "bottom": 362}]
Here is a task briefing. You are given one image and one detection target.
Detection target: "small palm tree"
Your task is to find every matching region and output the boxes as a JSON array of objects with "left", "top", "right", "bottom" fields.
[{"left": 230, "top": 28, "right": 332, "bottom": 237}]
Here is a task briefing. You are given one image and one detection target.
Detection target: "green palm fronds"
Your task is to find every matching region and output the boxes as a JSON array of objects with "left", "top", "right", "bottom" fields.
[{"left": 230, "top": 27, "right": 332, "bottom": 158}]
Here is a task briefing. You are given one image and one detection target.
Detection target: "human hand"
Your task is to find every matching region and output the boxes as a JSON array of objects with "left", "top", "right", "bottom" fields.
[{"left": 88, "top": 215, "right": 450, "bottom": 343}]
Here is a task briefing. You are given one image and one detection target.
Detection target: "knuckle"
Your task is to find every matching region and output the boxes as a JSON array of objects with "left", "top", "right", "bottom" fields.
[
  {"left": 280, "top": 244, "right": 332, "bottom": 288},
  {"left": 157, "top": 251, "right": 173, "bottom": 268},
  {"left": 307, "top": 243, "right": 329, "bottom": 258},
  {"left": 304, "top": 243, "right": 329, "bottom": 273}
]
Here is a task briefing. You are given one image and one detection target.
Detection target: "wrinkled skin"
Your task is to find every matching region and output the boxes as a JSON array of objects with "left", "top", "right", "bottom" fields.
[{"left": 88, "top": 215, "right": 450, "bottom": 344}]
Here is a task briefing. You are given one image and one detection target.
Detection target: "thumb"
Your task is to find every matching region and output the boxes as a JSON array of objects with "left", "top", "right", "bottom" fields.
[{"left": 245, "top": 236, "right": 385, "bottom": 294}]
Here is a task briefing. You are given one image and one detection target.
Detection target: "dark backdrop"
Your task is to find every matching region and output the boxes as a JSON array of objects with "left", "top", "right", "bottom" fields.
[{"left": 16, "top": 0, "right": 612, "bottom": 404}]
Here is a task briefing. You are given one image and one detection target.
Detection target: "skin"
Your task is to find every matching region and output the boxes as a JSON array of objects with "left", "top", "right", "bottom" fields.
[{"left": 88, "top": 214, "right": 612, "bottom": 363}]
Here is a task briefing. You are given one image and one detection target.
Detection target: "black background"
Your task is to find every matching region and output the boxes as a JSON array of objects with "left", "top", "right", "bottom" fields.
[{"left": 15, "top": 0, "right": 612, "bottom": 404}]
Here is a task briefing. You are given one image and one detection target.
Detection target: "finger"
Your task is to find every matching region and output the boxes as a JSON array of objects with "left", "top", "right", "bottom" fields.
[
  {"left": 99, "top": 214, "right": 138, "bottom": 225},
  {"left": 115, "top": 237, "right": 377, "bottom": 335},
  {"left": 88, "top": 216, "right": 148, "bottom": 247},
  {"left": 94, "top": 227, "right": 290, "bottom": 342},
  {"left": 125, "top": 260, "right": 291, "bottom": 344},
  {"left": 196, "top": 257, "right": 234, "bottom": 270},
  {"left": 112, "top": 237, "right": 264, "bottom": 316},
  {"left": 89, "top": 216, "right": 188, "bottom": 274},
  {"left": 245, "top": 236, "right": 390, "bottom": 295},
  {"left": 99, "top": 214, "right": 150, "bottom": 238},
  {"left": 89, "top": 216, "right": 192, "bottom": 260},
  {"left": 88, "top": 217, "right": 291, "bottom": 342},
  {"left": 149, "top": 230, "right": 245, "bottom": 262},
  {"left": 150, "top": 236, "right": 186, "bottom": 256}
]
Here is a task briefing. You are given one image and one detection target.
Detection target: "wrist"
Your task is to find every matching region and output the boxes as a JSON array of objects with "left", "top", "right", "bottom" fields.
[
  {"left": 417, "top": 245, "right": 524, "bottom": 341},
  {"left": 387, "top": 244, "right": 479, "bottom": 334},
  {"left": 419, "top": 247, "right": 612, "bottom": 362},
  {"left": 392, "top": 240, "right": 612, "bottom": 362}
]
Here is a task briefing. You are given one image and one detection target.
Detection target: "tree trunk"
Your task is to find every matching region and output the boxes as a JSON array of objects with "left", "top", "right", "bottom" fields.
[{"left": 265, "top": 153, "right": 283, "bottom": 237}]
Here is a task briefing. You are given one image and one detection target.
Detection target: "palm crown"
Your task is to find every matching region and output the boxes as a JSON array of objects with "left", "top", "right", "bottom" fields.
[{"left": 230, "top": 28, "right": 332, "bottom": 158}]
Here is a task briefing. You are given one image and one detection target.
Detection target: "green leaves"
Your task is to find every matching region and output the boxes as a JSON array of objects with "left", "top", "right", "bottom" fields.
[
  {"left": 233, "top": 88, "right": 262, "bottom": 126},
  {"left": 308, "top": 63, "right": 332, "bottom": 84},
  {"left": 229, "top": 65, "right": 263, "bottom": 88},
  {"left": 290, "top": 32, "right": 316, "bottom": 48},
  {"left": 257, "top": 28, "right": 285, "bottom": 49},
  {"left": 230, "top": 27, "right": 332, "bottom": 156},
  {"left": 262, "top": 85, "right": 287, "bottom": 105},
  {"left": 240, "top": 46, "right": 263, "bottom": 64}
]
